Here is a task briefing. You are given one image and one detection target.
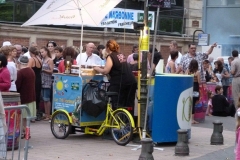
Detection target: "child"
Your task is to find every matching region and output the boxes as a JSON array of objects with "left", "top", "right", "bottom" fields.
[
  {"left": 53, "top": 46, "right": 64, "bottom": 73},
  {"left": 235, "top": 97, "right": 240, "bottom": 159},
  {"left": 212, "top": 85, "right": 235, "bottom": 117},
  {"left": 206, "top": 90, "right": 213, "bottom": 116}
]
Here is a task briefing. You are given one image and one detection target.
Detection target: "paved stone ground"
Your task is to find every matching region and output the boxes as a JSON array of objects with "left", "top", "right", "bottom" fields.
[
  {"left": 4, "top": 116, "right": 236, "bottom": 160},
  {"left": 192, "top": 146, "right": 235, "bottom": 160},
  {"left": 194, "top": 116, "right": 235, "bottom": 132},
  {"left": 191, "top": 116, "right": 235, "bottom": 160}
]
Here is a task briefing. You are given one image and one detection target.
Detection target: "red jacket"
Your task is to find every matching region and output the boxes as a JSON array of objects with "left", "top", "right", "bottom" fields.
[
  {"left": 15, "top": 68, "right": 36, "bottom": 104},
  {"left": 0, "top": 67, "right": 11, "bottom": 92}
]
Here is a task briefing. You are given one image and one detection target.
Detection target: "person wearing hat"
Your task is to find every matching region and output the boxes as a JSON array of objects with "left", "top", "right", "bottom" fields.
[
  {"left": 2, "top": 41, "right": 11, "bottom": 47},
  {"left": 15, "top": 56, "right": 36, "bottom": 131}
]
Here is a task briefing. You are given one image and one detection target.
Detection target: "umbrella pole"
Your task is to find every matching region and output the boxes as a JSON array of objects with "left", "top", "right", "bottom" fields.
[
  {"left": 80, "top": 22, "right": 83, "bottom": 54},
  {"left": 78, "top": 8, "right": 83, "bottom": 77}
]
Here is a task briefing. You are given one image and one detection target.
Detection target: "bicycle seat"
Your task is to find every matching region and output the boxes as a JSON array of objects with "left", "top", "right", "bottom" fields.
[{"left": 106, "top": 92, "right": 118, "bottom": 97}]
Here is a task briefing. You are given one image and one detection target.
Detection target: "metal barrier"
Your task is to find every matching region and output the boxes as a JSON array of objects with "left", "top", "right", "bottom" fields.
[{"left": 1, "top": 105, "right": 33, "bottom": 160}]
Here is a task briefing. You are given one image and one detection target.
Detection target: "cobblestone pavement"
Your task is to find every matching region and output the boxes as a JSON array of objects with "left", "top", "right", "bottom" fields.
[{"left": 5, "top": 116, "right": 235, "bottom": 160}]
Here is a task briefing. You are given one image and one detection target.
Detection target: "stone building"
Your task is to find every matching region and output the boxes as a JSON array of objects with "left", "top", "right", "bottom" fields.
[{"left": 0, "top": 0, "right": 204, "bottom": 63}]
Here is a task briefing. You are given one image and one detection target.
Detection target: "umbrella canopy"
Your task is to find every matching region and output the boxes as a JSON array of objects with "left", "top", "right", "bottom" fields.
[{"left": 22, "top": 0, "right": 122, "bottom": 27}]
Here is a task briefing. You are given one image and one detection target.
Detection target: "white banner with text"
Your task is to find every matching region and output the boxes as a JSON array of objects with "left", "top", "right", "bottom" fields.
[{"left": 99, "top": 8, "right": 155, "bottom": 30}]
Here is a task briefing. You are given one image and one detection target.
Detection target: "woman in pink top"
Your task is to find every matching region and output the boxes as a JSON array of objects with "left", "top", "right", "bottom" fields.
[{"left": 0, "top": 54, "right": 11, "bottom": 92}]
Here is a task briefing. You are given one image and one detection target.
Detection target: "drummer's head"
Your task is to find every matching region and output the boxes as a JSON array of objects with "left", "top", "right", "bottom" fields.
[{"left": 86, "top": 43, "right": 95, "bottom": 57}]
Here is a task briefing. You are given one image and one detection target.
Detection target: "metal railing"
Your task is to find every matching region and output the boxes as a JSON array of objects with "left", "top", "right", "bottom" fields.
[{"left": 1, "top": 105, "right": 33, "bottom": 160}]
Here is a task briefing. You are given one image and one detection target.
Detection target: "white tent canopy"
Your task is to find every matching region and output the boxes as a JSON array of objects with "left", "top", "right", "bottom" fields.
[
  {"left": 22, "top": 0, "right": 122, "bottom": 27},
  {"left": 22, "top": 0, "right": 122, "bottom": 56}
]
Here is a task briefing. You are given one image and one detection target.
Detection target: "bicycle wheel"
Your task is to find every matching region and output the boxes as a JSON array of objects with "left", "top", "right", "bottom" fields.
[
  {"left": 51, "top": 111, "right": 72, "bottom": 139},
  {"left": 110, "top": 110, "right": 133, "bottom": 146}
]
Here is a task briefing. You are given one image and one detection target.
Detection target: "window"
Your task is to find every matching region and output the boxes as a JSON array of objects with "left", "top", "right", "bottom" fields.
[{"left": 158, "top": 17, "right": 183, "bottom": 34}]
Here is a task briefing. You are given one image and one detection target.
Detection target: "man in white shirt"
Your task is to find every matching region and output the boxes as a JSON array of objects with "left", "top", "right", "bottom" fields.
[
  {"left": 167, "top": 40, "right": 182, "bottom": 68},
  {"left": 76, "top": 42, "right": 102, "bottom": 66}
]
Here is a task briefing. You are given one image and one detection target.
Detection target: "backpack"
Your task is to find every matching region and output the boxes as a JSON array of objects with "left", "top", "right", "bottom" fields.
[{"left": 81, "top": 80, "right": 107, "bottom": 117}]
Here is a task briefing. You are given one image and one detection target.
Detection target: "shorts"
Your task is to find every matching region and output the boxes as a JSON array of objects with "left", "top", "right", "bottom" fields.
[{"left": 42, "top": 88, "right": 51, "bottom": 101}]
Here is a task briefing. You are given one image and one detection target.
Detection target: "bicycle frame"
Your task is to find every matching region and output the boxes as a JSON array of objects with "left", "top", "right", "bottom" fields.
[{"left": 84, "top": 98, "right": 135, "bottom": 136}]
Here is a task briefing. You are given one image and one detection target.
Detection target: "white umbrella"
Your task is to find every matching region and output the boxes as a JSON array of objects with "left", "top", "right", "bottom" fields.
[{"left": 22, "top": 0, "right": 122, "bottom": 53}]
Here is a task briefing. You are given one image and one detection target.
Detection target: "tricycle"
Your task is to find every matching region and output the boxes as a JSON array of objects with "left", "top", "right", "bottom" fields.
[{"left": 50, "top": 73, "right": 135, "bottom": 146}]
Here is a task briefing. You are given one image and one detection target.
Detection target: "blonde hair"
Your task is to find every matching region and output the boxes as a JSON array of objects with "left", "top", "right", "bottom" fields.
[{"left": 0, "top": 45, "right": 16, "bottom": 57}]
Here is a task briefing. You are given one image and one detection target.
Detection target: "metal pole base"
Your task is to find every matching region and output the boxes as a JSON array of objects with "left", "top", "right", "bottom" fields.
[{"left": 138, "top": 138, "right": 154, "bottom": 160}]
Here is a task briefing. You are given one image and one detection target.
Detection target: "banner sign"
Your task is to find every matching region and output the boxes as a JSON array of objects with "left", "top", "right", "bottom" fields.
[{"left": 99, "top": 8, "right": 155, "bottom": 30}]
